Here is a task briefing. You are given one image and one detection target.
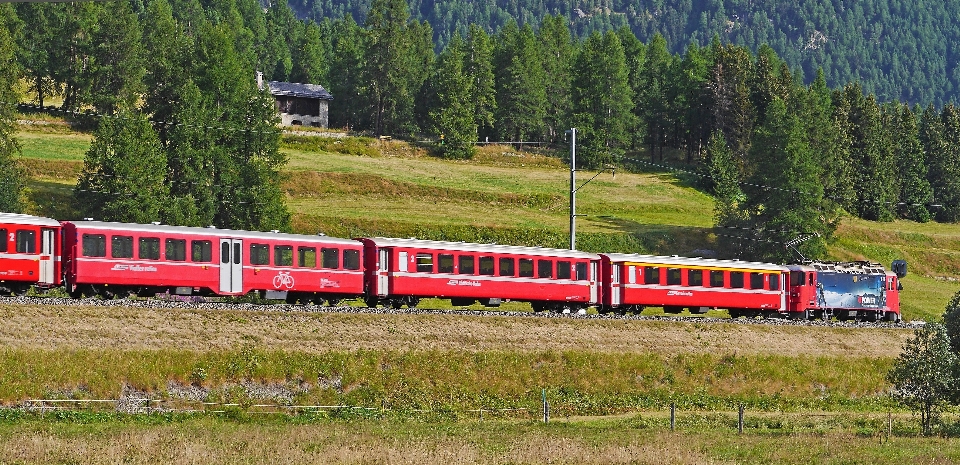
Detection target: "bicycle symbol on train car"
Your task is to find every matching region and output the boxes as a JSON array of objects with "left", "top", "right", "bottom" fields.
[{"left": 273, "top": 271, "right": 295, "bottom": 289}]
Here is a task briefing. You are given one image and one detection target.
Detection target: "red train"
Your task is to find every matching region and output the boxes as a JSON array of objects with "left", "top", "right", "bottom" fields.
[{"left": 0, "top": 213, "right": 905, "bottom": 322}]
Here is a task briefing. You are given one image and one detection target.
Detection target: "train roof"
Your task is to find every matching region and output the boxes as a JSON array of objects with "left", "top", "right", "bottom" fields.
[
  {"left": 0, "top": 212, "right": 61, "bottom": 227},
  {"left": 61, "top": 220, "right": 361, "bottom": 246},
  {"left": 602, "top": 253, "right": 789, "bottom": 272},
  {"left": 788, "top": 261, "right": 890, "bottom": 275},
  {"left": 359, "top": 237, "right": 601, "bottom": 260}
]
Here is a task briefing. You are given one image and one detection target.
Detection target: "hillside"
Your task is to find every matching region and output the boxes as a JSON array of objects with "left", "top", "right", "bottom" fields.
[
  {"left": 297, "top": 0, "right": 960, "bottom": 107},
  {"left": 16, "top": 121, "right": 960, "bottom": 320}
]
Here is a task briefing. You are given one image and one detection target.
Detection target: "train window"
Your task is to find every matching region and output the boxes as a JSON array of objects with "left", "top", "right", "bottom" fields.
[
  {"left": 274, "top": 245, "right": 293, "bottom": 266},
  {"left": 343, "top": 250, "right": 360, "bottom": 270},
  {"left": 459, "top": 255, "right": 475, "bottom": 274},
  {"left": 667, "top": 268, "right": 682, "bottom": 285},
  {"left": 298, "top": 247, "right": 316, "bottom": 267},
  {"left": 576, "top": 262, "right": 588, "bottom": 280},
  {"left": 15, "top": 230, "right": 35, "bottom": 254},
  {"left": 322, "top": 248, "right": 340, "bottom": 269},
  {"left": 234, "top": 243, "right": 241, "bottom": 265},
  {"left": 750, "top": 272, "right": 764, "bottom": 289},
  {"left": 250, "top": 244, "right": 269, "bottom": 265},
  {"left": 165, "top": 239, "right": 187, "bottom": 261},
  {"left": 438, "top": 254, "right": 454, "bottom": 273},
  {"left": 479, "top": 256, "right": 495, "bottom": 275},
  {"left": 644, "top": 267, "right": 660, "bottom": 285},
  {"left": 0, "top": 229, "right": 6, "bottom": 252},
  {"left": 111, "top": 235, "right": 133, "bottom": 258},
  {"left": 790, "top": 271, "right": 803, "bottom": 286},
  {"left": 192, "top": 241, "right": 212, "bottom": 262},
  {"left": 82, "top": 234, "right": 106, "bottom": 257},
  {"left": 221, "top": 242, "right": 230, "bottom": 263},
  {"left": 557, "top": 261, "right": 571, "bottom": 279},
  {"left": 710, "top": 270, "right": 725, "bottom": 287},
  {"left": 808, "top": 273, "right": 815, "bottom": 285},
  {"left": 688, "top": 269, "right": 703, "bottom": 286},
  {"left": 499, "top": 257, "right": 515, "bottom": 276},
  {"left": 730, "top": 272, "right": 744, "bottom": 288},
  {"left": 769, "top": 274, "right": 780, "bottom": 291},
  {"left": 519, "top": 259, "right": 534, "bottom": 277},
  {"left": 138, "top": 237, "right": 160, "bottom": 260},
  {"left": 416, "top": 253, "right": 433, "bottom": 273},
  {"left": 538, "top": 260, "right": 553, "bottom": 278},
  {"left": 628, "top": 266, "right": 636, "bottom": 284}
]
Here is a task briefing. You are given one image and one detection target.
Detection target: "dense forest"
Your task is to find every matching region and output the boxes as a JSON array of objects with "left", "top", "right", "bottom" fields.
[
  {"left": 2, "top": 0, "right": 960, "bottom": 262},
  {"left": 294, "top": 0, "right": 960, "bottom": 108}
]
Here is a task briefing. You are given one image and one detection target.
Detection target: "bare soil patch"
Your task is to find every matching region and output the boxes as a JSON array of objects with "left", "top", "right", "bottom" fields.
[{"left": 0, "top": 302, "right": 910, "bottom": 357}]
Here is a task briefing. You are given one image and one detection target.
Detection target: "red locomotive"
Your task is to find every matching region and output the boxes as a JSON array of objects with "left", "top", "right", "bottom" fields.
[{"left": 0, "top": 213, "right": 904, "bottom": 321}]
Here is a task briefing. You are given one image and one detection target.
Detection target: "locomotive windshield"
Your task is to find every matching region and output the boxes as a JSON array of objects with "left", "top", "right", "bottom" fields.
[{"left": 815, "top": 272, "right": 886, "bottom": 309}]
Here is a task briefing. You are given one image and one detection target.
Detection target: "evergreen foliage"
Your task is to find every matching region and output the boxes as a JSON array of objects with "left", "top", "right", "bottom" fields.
[
  {"left": 0, "top": 4, "right": 24, "bottom": 213},
  {"left": 74, "top": 112, "right": 169, "bottom": 223},
  {"left": 425, "top": 35, "right": 476, "bottom": 160}
]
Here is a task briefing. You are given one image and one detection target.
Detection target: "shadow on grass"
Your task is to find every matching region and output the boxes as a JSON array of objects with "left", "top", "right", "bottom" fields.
[{"left": 25, "top": 179, "right": 78, "bottom": 220}]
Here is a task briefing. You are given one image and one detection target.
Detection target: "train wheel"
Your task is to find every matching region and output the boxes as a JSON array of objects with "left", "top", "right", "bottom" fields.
[
  {"left": 531, "top": 302, "right": 547, "bottom": 313},
  {"left": 729, "top": 310, "right": 742, "bottom": 319},
  {"left": 791, "top": 310, "right": 810, "bottom": 321},
  {"left": 885, "top": 312, "right": 901, "bottom": 323},
  {"left": 364, "top": 297, "right": 379, "bottom": 308}
]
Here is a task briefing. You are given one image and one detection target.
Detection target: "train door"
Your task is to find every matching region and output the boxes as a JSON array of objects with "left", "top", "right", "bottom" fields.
[
  {"left": 778, "top": 272, "right": 786, "bottom": 311},
  {"left": 39, "top": 228, "right": 55, "bottom": 284},
  {"left": 610, "top": 263, "right": 621, "bottom": 306},
  {"left": 590, "top": 261, "right": 599, "bottom": 303},
  {"left": 377, "top": 248, "right": 390, "bottom": 296},
  {"left": 219, "top": 239, "right": 243, "bottom": 294}
]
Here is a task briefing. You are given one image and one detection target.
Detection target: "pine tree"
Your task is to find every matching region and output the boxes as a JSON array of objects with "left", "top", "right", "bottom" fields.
[
  {"left": 493, "top": 22, "right": 546, "bottom": 144},
  {"left": 0, "top": 4, "right": 25, "bottom": 213},
  {"left": 706, "top": 131, "right": 746, "bottom": 230},
  {"left": 742, "top": 98, "right": 827, "bottom": 262},
  {"left": 638, "top": 33, "right": 674, "bottom": 162},
  {"left": 538, "top": 15, "right": 574, "bottom": 143},
  {"left": 291, "top": 20, "right": 327, "bottom": 85},
  {"left": 932, "top": 104, "right": 960, "bottom": 222},
  {"left": 326, "top": 15, "right": 367, "bottom": 130},
  {"left": 892, "top": 104, "right": 933, "bottom": 222},
  {"left": 888, "top": 322, "right": 957, "bottom": 436},
  {"left": 570, "top": 31, "right": 634, "bottom": 167},
  {"left": 426, "top": 35, "right": 476, "bottom": 160},
  {"left": 86, "top": 0, "right": 144, "bottom": 115},
  {"left": 364, "top": 0, "right": 411, "bottom": 136},
  {"left": 840, "top": 84, "right": 897, "bottom": 221},
  {"left": 14, "top": 3, "right": 58, "bottom": 108},
  {"left": 74, "top": 112, "right": 169, "bottom": 223},
  {"left": 464, "top": 24, "right": 496, "bottom": 140},
  {"left": 706, "top": 42, "right": 754, "bottom": 167}
]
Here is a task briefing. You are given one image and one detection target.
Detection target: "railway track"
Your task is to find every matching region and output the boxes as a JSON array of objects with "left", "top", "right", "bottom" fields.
[{"left": 0, "top": 295, "right": 911, "bottom": 330}]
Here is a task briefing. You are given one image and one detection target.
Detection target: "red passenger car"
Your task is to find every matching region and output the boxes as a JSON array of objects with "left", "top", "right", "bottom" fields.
[
  {"left": 600, "top": 253, "right": 790, "bottom": 317},
  {"left": 61, "top": 221, "right": 364, "bottom": 302},
  {"left": 358, "top": 238, "right": 601, "bottom": 311},
  {"left": 0, "top": 213, "right": 61, "bottom": 294}
]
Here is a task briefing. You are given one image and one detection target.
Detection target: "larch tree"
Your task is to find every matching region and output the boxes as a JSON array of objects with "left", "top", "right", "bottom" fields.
[
  {"left": 538, "top": 15, "right": 574, "bottom": 143},
  {"left": 87, "top": 0, "right": 144, "bottom": 115},
  {"left": 73, "top": 112, "right": 169, "bottom": 223},
  {"left": 464, "top": 24, "right": 496, "bottom": 140},
  {"left": 0, "top": 4, "right": 25, "bottom": 213},
  {"left": 426, "top": 35, "right": 477, "bottom": 160},
  {"left": 493, "top": 22, "right": 546, "bottom": 144},
  {"left": 892, "top": 104, "right": 933, "bottom": 222},
  {"left": 364, "top": 0, "right": 411, "bottom": 136}
]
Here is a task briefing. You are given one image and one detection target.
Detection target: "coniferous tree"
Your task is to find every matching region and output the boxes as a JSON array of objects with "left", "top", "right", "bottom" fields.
[
  {"left": 742, "top": 98, "right": 827, "bottom": 262},
  {"left": 364, "top": 0, "right": 412, "bottom": 136},
  {"left": 493, "top": 23, "right": 546, "bottom": 145},
  {"left": 570, "top": 30, "right": 633, "bottom": 167},
  {"left": 290, "top": 20, "right": 327, "bottom": 85},
  {"left": 14, "top": 3, "right": 58, "bottom": 108},
  {"left": 707, "top": 131, "right": 746, "bottom": 234},
  {"left": 0, "top": 4, "right": 25, "bottom": 213},
  {"left": 326, "top": 15, "right": 367, "bottom": 130},
  {"left": 538, "top": 15, "right": 574, "bottom": 143},
  {"left": 464, "top": 24, "right": 496, "bottom": 140},
  {"left": 74, "top": 112, "right": 168, "bottom": 223},
  {"left": 707, "top": 42, "right": 754, "bottom": 167},
  {"left": 616, "top": 26, "right": 646, "bottom": 151},
  {"left": 87, "top": 0, "right": 144, "bottom": 115},
  {"left": 932, "top": 104, "right": 960, "bottom": 222},
  {"left": 426, "top": 35, "right": 476, "bottom": 159},
  {"left": 841, "top": 84, "right": 897, "bottom": 221},
  {"left": 677, "top": 43, "right": 711, "bottom": 165},
  {"left": 638, "top": 33, "right": 673, "bottom": 162},
  {"left": 892, "top": 104, "right": 933, "bottom": 221}
]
